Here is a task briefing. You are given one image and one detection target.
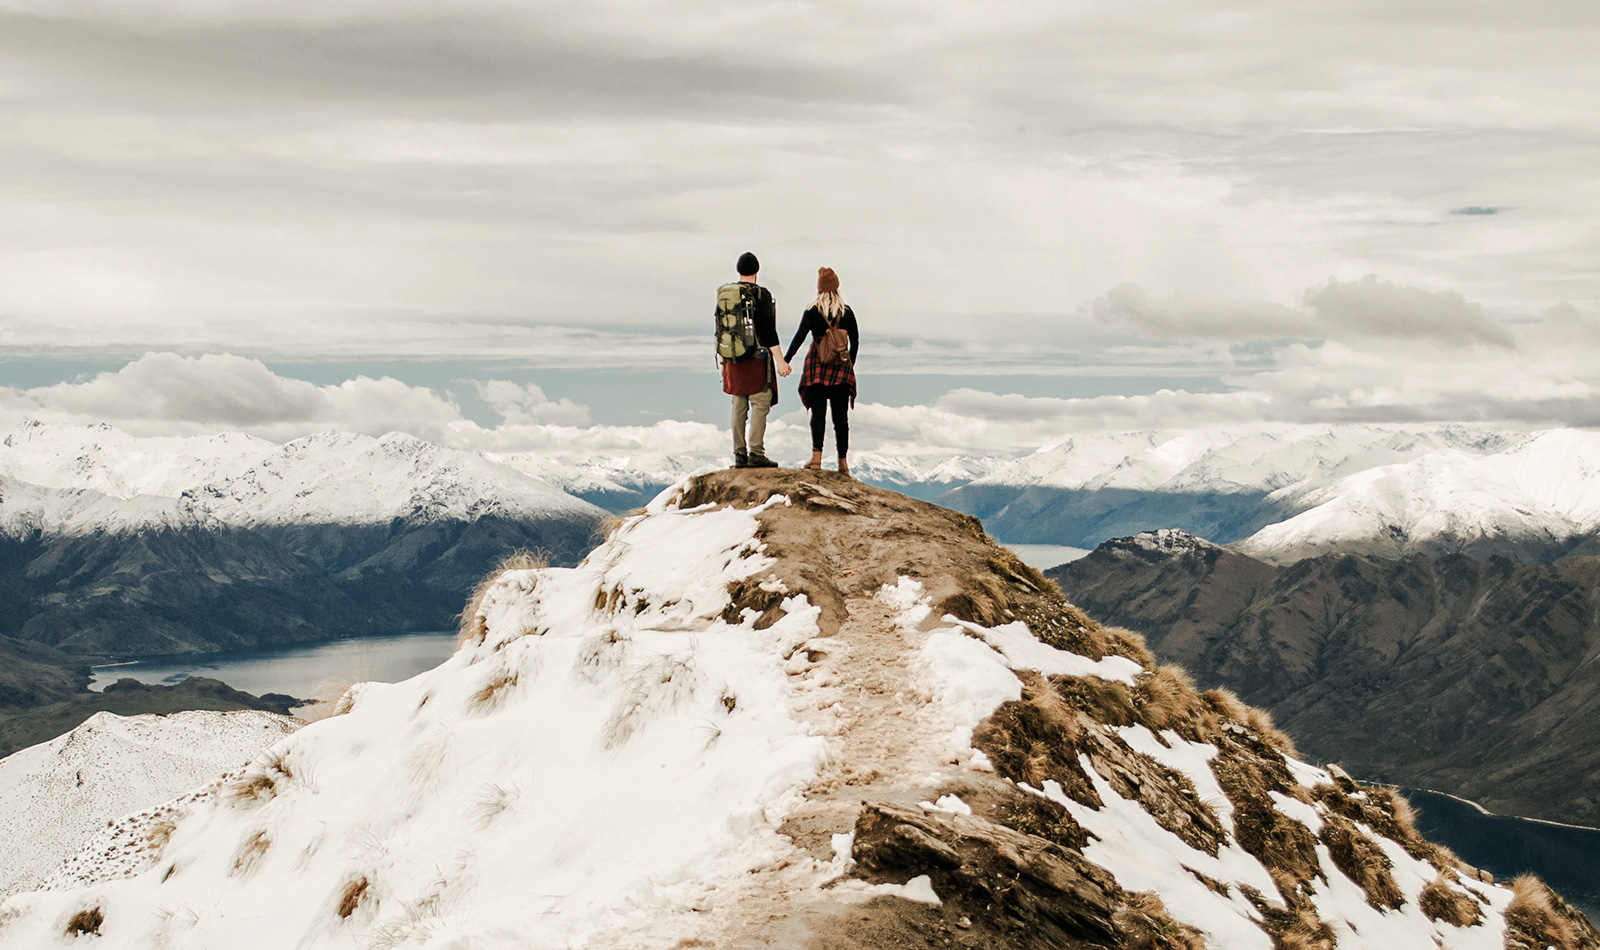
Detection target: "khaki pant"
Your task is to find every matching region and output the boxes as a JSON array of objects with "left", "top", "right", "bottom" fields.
[{"left": 732, "top": 388, "right": 774, "bottom": 454}]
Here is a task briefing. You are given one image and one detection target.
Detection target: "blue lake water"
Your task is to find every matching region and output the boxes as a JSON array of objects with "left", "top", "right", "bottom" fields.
[
  {"left": 1403, "top": 789, "right": 1600, "bottom": 923},
  {"left": 89, "top": 631, "right": 461, "bottom": 703}
]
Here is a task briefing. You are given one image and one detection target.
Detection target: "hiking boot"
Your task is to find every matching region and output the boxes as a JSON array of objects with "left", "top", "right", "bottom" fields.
[
  {"left": 732, "top": 449, "right": 749, "bottom": 468},
  {"left": 837, "top": 457, "right": 851, "bottom": 477},
  {"left": 747, "top": 452, "right": 779, "bottom": 468},
  {"left": 803, "top": 451, "right": 823, "bottom": 471}
]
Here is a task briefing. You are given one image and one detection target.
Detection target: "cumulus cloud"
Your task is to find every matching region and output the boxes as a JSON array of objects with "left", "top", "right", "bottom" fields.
[{"left": 475, "top": 380, "right": 590, "bottom": 426}]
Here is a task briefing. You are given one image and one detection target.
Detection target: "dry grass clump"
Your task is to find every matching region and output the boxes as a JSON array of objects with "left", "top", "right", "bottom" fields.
[
  {"left": 1308, "top": 783, "right": 1441, "bottom": 865},
  {"left": 720, "top": 579, "right": 787, "bottom": 629},
  {"left": 1104, "top": 626, "right": 1156, "bottom": 668},
  {"left": 470, "top": 671, "right": 520, "bottom": 713},
  {"left": 1418, "top": 873, "right": 1483, "bottom": 927},
  {"left": 1113, "top": 892, "right": 1206, "bottom": 950},
  {"left": 1211, "top": 750, "right": 1321, "bottom": 888},
  {"left": 1203, "top": 688, "right": 1298, "bottom": 756},
  {"left": 337, "top": 877, "right": 371, "bottom": 919},
  {"left": 232, "top": 830, "right": 272, "bottom": 875},
  {"left": 971, "top": 675, "right": 1102, "bottom": 809},
  {"left": 228, "top": 749, "right": 294, "bottom": 805},
  {"left": 1319, "top": 815, "right": 1404, "bottom": 910},
  {"left": 601, "top": 653, "right": 700, "bottom": 749},
  {"left": 65, "top": 907, "right": 104, "bottom": 937},
  {"left": 145, "top": 816, "right": 179, "bottom": 855},
  {"left": 458, "top": 549, "right": 548, "bottom": 643},
  {"left": 1503, "top": 874, "right": 1598, "bottom": 950},
  {"left": 1240, "top": 874, "right": 1337, "bottom": 950}
]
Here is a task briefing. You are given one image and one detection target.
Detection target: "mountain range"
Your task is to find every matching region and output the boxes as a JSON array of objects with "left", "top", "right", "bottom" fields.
[
  {"left": 0, "top": 422, "right": 604, "bottom": 660},
  {"left": 5, "top": 469, "right": 1586, "bottom": 949},
  {"left": 1053, "top": 530, "right": 1600, "bottom": 827}
]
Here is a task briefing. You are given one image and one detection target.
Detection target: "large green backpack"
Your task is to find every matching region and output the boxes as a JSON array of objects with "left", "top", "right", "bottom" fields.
[{"left": 715, "top": 282, "right": 760, "bottom": 360}]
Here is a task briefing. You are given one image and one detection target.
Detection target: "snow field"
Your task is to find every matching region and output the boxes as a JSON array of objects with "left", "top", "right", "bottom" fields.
[
  {"left": 0, "top": 710, "right": 299, "bottom": 899},
  {"left": 0, "top": 484, "right": 836, "bottom": 949}
]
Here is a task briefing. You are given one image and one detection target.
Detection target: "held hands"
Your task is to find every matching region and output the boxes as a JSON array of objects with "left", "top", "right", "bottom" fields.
[{"left": 775, "top": 355, "right": 793, "bottom": 377}]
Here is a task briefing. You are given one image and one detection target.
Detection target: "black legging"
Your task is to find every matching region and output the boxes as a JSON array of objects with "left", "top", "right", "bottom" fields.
[{"left": 807, "top": 384, "right": 851, "bottom": 455}]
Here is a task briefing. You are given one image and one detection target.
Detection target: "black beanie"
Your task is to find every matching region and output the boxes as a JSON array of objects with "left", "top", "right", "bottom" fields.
[{"left": 736, "top": 251, "right": 759, "bottom": 276}]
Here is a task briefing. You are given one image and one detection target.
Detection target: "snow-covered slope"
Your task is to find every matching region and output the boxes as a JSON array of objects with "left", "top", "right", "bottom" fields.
[
  {"left": 0, "top": 423, "right": 600, "bottom": 537},
  {"left": 0, "top": 710, "right": 298, "bottom": 899},
  {"left": 969, "top": 424, "right": 1516, "bottom": 495},
  {"left": 1237, "top": 428, "right": 1600, "bottom": 562},
  {"left": 2, "top": 472, "right": 1574, "bottom": 949}
]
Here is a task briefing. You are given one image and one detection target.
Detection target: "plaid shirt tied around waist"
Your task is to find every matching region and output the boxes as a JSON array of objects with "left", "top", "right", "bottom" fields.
[{"left": 798, "top": 345, "right": 856, "bottom": 408}]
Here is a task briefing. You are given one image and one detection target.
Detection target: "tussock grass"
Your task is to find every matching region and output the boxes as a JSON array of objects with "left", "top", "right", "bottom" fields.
[
  {"left": 145, "top": 816, "right": 179, "bottom": 856},
  {"left": 1204, "top": 688, "right": 1299, "bottom": 756},
  {"left": 337, "top": 877, "right": 371, "bottom": 919},
  {"left": 1418, "top": 873, "right": 1483, "bottom": 927},
  {"left": 65, "top": 907, "right": 104, "bottom": 937},
  {"left": 1319, "top": 815, "right": 1404, "bottom": 910},
  {"left": 1212, "top": 750, "right": 1322, "bottom": 888},
  {"left": 575, "top": 627, "right": 628, "bottom": 681},
  {"left": 602, "top": 653, "right": 700, "bottom": 749},
  {"left": 458, "top": 549, "right": 549, "bottom": 643},
  {"left": 466, "top": 782, "right": 519, "bottom": 829},
  {"left": 470, "top": 671, "right": 520, "bottom": 713},
  {"left": 232, "top": 830, "right": 271, "bottom": 875},
  {"left": 227, "top": 749, "right": 294, "bottom": 805},
  {"left": 1309, "top": 784, "right": 1444, "bottom": 867},
  {"left": 1504, "top": 874, "right": 1589, "bottom": 950},
  {"left": 1104, "top": 626, "right": 1156, "bottom": 668},
  {"left": 1240, "top": 874, "right": 1337, "bottom": 950},
  {"left": 1113, "top": 892, "right": 1206, "bottom": 950}
]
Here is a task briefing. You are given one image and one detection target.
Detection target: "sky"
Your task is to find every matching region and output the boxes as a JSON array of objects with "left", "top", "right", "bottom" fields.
[{"left": 1, "top": 0, "right": 1598, "bottom": 457}]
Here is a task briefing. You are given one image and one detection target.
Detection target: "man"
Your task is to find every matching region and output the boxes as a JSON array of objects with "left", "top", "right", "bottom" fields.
[{"left": 720, "top": 251, "right": 791, "bottom": 468}]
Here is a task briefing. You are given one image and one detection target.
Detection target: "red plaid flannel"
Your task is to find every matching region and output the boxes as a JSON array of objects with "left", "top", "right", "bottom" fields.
[{"left": 798, "top": 345, "right": 856, "bottom": 406}]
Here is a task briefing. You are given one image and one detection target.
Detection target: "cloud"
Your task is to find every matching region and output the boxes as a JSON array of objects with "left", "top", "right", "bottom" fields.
[
  {"left": 1093, "top": 283, "right": 1312, "bottom": 340},
  {"left": 5, "top": 322, "right": 1600, "bottom": 468},
  {"left": 1301, "top": 276, "right": 1516, "bottom": 349},
  {"left": 0, "top": 0, "right": 1595, "bottom": 365},
  {"left": 475, "top": 380, "right": 591, "bottom": 426},
  {"left": 1097, "top": 277, "right": 1518, "bottom": 349},
  {"left": 3, "top": 353, "right": 467, "bottom": 442}
]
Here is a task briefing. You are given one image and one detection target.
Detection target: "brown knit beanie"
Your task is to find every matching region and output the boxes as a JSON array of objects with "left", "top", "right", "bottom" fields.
[{"left": 817, "top": 267, "right": 839, "bottom": 294}]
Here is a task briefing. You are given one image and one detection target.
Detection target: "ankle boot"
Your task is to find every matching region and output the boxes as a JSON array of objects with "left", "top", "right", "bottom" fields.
[
  {"left": 837, "top": 457, "right": 850, "bottom": 477},
  {"left": 803, "top": 451, "right": 823, "bottom": 470},
  {"left": 733, "top": 448, "right": 749, "bottom": 468}
]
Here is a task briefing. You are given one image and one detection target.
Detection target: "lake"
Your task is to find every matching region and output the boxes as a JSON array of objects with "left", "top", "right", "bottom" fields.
[
  {"left": 1404, "top": 788, "right": 1600, "bottom": 923},
  {"left": 1004, "top": 543, "right": 1092, "bottom": 570},
  {"left": 89, "top": 631, "right": 461, "bottom": 703}
]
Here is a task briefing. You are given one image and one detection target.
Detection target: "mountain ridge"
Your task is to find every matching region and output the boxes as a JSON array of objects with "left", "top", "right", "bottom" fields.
[
  {"left": 0, "top": 472, "right": 1589, "bottom": 949},
  {"left": 1054, "top": 530, "right": 1600, "bottom": 827}
]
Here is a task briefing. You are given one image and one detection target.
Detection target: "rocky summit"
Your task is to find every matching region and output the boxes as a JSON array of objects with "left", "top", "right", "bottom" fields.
[{"left": 0, "top": 471, "right": 1592, "bottom": 949}]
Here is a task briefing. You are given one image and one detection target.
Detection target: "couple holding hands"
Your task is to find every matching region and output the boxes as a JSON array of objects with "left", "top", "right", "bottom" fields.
[{"left": 717, "top": 251, "right": 859, "bottom": 475}]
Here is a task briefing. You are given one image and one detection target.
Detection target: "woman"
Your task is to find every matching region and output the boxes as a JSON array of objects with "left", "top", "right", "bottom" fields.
[{"left": 784, "top": 266, "right": 860, "bottom": 474}]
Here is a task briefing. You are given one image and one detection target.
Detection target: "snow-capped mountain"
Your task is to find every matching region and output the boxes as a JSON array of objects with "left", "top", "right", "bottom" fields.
[
  {"left": 1236, "top": 428, "right": 1600, "bottom": 562},
  {"left": 0, "top": 422, "right": 598, "bottom": 536},
  {"left": 1, "top": 471, "right": 1586, "bottom": 949},
  {"left": 0, "top": 710, "right": 298, "bottom": 899},
  {"left": 0, "top": 422, "right": 607, "bottom": 657}
]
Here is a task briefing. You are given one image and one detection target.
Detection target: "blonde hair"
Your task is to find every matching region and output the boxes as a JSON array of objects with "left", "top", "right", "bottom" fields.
[{"left": 811, "top": 290, "right": 845, "bottom": 321}]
